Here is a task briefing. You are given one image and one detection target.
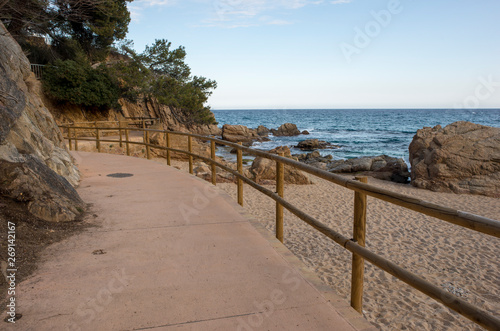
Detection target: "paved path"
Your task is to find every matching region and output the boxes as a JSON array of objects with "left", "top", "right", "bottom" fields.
[{"left": 11, "top": 152, "right": 374, "bottom": 331}]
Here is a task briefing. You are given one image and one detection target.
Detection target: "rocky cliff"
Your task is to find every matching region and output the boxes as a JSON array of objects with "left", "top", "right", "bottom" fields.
[
  {"left": 45, "top": 90, "right": 221, "bottom": 136},
  {"left": 0, "top": 22, "right": 85, "bottom": 222}
]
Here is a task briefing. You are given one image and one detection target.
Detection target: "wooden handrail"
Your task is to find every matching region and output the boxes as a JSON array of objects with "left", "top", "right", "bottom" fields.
[{"left": 59, "top": 122, "right": 500, "bottom": 330}]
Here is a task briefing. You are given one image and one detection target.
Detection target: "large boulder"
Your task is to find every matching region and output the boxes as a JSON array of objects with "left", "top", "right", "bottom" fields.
[
  {"left": 271, "top": 123, "right": 301, "bottom": 136},
  {"left": 296, "top": 139, "right": 339, "bottom": 151},
  {"left": 250, "top": 147, "right": 311, "bottom": 185},
  {"left": 0, "top": 22, "right": 84, "bottom": 222},
  {"left": 409, "top": 121, "right": 500, "bottom": 197},
  {"left": 221, "top": 124, "right": 260, "bottom": 143},
  {"left": 250, "top": 157, "right": 311, "bottom": 185},
  {"left": 328, "top": 155, "right": 410, "bottom": 183}
]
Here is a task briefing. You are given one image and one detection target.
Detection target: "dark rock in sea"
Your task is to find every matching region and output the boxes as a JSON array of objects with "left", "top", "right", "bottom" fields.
[
  {"left": 328, "top": 155, "right": 410, "bottom": 183},
  {"left": 409, "top": 121, "right": 500, "bottom": 197},
  {"left": 256, "top": 125, "right": 270, "bottom": 137},
  {"left": 221, "top": 124, "right": 259, "bottom": 143},
  {"left": 221, "top": 124, "right": 269, "bottom": 145},
  {"left": 295, "top": 151, "right": 332, "bottom": 164},
  {"left": 301, "top": 130, "right": 310, "bottom": 135},
  {"left": 271, "top": 123, "right": 301, "bottom": 136},
  {"left": 295, "top": 139, "right": 339, "bottom": 151}
]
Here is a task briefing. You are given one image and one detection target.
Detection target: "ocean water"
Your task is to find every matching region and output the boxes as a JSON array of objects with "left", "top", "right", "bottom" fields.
[{"left": 212, "top": 109, "right": 500, "bottom": 164}]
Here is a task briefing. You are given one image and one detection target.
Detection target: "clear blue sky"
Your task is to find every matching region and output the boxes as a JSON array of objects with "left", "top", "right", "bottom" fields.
[{"left": 126, "top": 0, "right": 500, "bottom": 109}]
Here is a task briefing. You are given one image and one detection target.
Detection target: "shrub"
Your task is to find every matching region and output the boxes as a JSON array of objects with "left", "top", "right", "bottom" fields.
[{"left": 43, "top": 60, "right": 120, "bottom": 109}]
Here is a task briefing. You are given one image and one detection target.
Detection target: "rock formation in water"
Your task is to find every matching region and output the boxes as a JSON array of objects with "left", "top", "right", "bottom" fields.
[
  {"left": 271, "top": 123, "right": 301, "bottom": 136},
  {"left": 295, "top": 139, "right": 339, "bottom": 151},
  {"left": 409, "top": 121, "right": 500, "bottom": 197},
  {"left": 0, "top": 22, "right": 84, "bottom": 222},
  {"left": 221, "top": 124, "right": 269, "bottom": 145}
]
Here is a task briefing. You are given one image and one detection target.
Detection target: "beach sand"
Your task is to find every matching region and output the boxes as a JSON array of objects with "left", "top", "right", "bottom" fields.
[
  {"left": 72, "top": 141, "right": 499, "bottom": 330},
  {"left": 214, "top": 175, "right": 499, "bottom": 331}
]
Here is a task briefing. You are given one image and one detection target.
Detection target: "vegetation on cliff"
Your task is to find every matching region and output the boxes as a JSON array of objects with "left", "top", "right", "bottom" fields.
[{"left": 0, "top": 0, "right": 217, "bottom": 125}]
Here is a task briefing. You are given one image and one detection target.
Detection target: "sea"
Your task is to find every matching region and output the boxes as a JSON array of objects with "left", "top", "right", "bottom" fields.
[{"left": 212, "top": 109, "right": 500, "bottom": 165}]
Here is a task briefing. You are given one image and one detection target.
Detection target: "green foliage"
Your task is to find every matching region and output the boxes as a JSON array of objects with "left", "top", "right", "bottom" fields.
[
  {"left": 112, "top": 39, "right": 218, "bottom": 125},
  {"left": 43, "top": 60, "right": 120, "bottom": 109},
  {"left": 141, "top": 39, "right": 191, "bottom": 81},
  {"left": 1, "top": 0, "right": 131, "bottom": 62}
]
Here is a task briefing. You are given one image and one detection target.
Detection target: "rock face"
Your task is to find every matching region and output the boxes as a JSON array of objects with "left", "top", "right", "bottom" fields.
[
  {"left": 409, "top": 121, "right": 500, "bottom": 197},
  {"left": 0, "top": 22, "right": 84, "bottom": 222},
  {"left": 296, "top": 139, "right": 339, "bottom": 151},
  {"left": 271, "top": 123, "right": 301, "bottom": 136},
  {"left": 328, "top": 155, "right": 410, "bottom": 183},
  {"left": 46, "top": 82, "right": 221, "bottom": 136}
]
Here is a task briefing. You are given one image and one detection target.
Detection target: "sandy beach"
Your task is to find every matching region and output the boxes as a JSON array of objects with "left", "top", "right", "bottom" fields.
[
  {"left": 72, "top": 141, "right": 499, "bottom": 330},
  {"left": 214, "top": 174, "right": 499, "bottom": 330}
]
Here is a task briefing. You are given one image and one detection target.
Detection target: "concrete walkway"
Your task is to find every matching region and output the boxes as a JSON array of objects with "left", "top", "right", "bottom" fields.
[{"left": 11, "top": 152, "right": 375, "bottom": 331}]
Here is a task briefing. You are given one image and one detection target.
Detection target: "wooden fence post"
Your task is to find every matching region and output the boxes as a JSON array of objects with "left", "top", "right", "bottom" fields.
[
  {"left": 146, "top": 130, "right": 151, "bottom": 159},
  {"left": 237, "top": 142, "right": 243, "bottom": 206},
  {"left": 68, "top": 126, "right": 72, "bottom": 151},
  {"left": 276, "top": 152, "right": 285, "bottom": 243},
  {"left": 95, "top": 121, "right": 101, "bottom": 153},
  {"left": 188, "top": 136, "right": 193, "bottom": 174},
  {"left": 142, "top": 120, "right": 146, "bottom": 141},
  {"left": 119, "top": 120, "right": 123, "bottom": 148},
  {"left": 166, "top": 132, "right": 171, "bottom": 166},
  {"left": 351, "top": 176, "right": 368, "bottom": 313},
  {"left": 125, "top": 124, "right": 130, "bottom": 156},
  {"left": 211, "top": 140, "right": 217, "bottom": 185},
  {"left": 74, "top": 125, "right": 78, "bottom": 151}
]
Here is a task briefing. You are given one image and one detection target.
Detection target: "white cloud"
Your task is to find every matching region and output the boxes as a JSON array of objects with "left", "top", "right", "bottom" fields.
[
  {"left": 331, "top": 0, "right": 353, "bottom": 4},
  {"left": 128, "top": 0, "right": 176, "bottom": 22},
  {"left": 203, "top": 0, "right": 322, "bottom": 28}
]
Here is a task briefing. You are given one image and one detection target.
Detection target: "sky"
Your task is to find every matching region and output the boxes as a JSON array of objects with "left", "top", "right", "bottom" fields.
[{"left": 126, "top": 0, "right": 500, "bottom": 110}]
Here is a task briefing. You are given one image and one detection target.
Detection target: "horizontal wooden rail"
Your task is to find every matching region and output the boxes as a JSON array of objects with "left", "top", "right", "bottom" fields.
[{"left": 60, "top": 122, "right": 500, "bottom": 330}]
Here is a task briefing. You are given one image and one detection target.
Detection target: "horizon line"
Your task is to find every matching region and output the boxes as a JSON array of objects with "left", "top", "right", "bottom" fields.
[{"left": 211, "top": 107, "right": 500, "bottom": 111}]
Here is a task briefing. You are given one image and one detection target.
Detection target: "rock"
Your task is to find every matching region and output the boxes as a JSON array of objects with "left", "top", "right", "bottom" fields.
[
  {"left": 221, "top": 124, "right": 260, "bottom": 143},
  {"left": 268, "top": 146, "right": 292, "bottom": 157},
  {"left": 301, "top": 130, "right": 310, "bottom": 135},
  {"left": 295, "top": 139, "right": 339, "bottom": 151},
  {"left": 250, "top": 157, "right": 311, "bottom": 185},
  {"left": 271, "top": 123, "right": 301, "bottom": 136},
  {"left": 0, "top": 22, "right": 84, "bottom": 222},
  {"left": 409, "top": 121, "right": 500, "bottom": 197},
  {"left": 0, "top": 158, "right": 84, "bottom": 222},
  {"left": 256, "top": 125, "right": 270, "bottom": 137},
  {"left": 328, "top": 155, "right": 410, "bottom": 183}
]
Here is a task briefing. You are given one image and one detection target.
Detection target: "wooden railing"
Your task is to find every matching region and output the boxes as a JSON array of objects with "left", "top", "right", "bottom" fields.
[{"left": 59, "top": 122, "right": 500, "bottom": 330}]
